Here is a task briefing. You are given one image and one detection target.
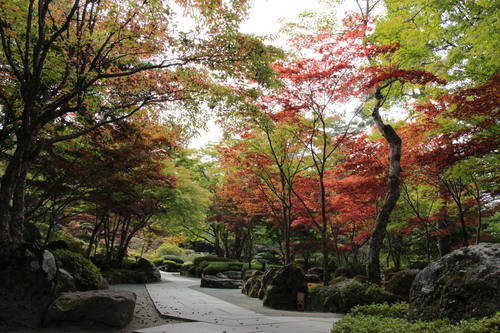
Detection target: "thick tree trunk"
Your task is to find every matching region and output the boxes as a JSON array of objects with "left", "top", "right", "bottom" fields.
[
  {"left": 0, "top": 133, "right": 40, "bottom": 243},
  {"left": 366, "top": 90, "right": 402, "bottom": 284}
]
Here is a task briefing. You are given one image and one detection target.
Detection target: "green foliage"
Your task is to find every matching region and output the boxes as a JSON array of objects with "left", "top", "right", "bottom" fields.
[
  {"left": 52, "top": 250, "right": 103, "bottom": 291},
  {"left": 152, "top": 258, "right": 165, "bottom": 266},
  {"left": 331, "top": 302, "right": 500, "bottom": 333},
  {"left": 162, "top": 260, "right": 182, "bottom": 272},
  {"left": 348, "top": 302, "right": 410, "bottom": 318},
  {"left": 202, "top": 261, "right": 244, "bottom": 275},
  {"left": 193, "top": 255, "right": 233, "bottom": 265},
  {"left": 374, "top": 0, "right": 499, "bottom": 84},
  {"left": 37, "top": 224, "right": 86, "bottom": 253},
  {"left": 162, "top": 255, "right": 184, "bottom": 264},
  {"left": 339, "top": 281, "right": 399, "bottom": 311},
  {"left": 334, "top": 263, "right": 366, "bottom": 278},
  {"left": 155, "top": 243, "right": 184, "bottom": 257},
  {"left": 329, "top": 276, "right": 347, "bottom": 284}
]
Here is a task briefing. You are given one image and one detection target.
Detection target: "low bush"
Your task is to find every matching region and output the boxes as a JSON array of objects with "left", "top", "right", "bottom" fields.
[
  {"left": 152, "top": 258, "right": 164, "bottom": 267},
  {"left": 348, "top": 302, "right": 410, "bottom": 318},
  {"left": 155, "top": 243, "right": 183, "bottom": 257},
  {"left": 202, "top": 261, "right": 244, "bottom": 275},
  {"left": 193, "top": 255, "right": 232, "bottom": 265},
  {"left": 339, "top": 280, "right": 399, "bottom": 311},
  {"left": 334, "top": 263, "right": 365, "bottom": 278},
  {"left": 331, "top": 303, "right": 500, "bottom": 333},
  {"left": 162, "top": 255, "right": 184, "bottom": 264},
  {"left": 187, "top": 265, "right": 197, "bottom": 277},
  {"left": 53, "top": 249, "right": 103, "bottom": 291},
  {"left": 162, "top": 260, "right": 182, "bottom": 272}
]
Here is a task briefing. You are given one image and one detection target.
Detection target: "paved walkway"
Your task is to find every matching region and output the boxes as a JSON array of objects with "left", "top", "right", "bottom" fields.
[{"left": 137, "top": 272, "right": 342, "bottom": 333}]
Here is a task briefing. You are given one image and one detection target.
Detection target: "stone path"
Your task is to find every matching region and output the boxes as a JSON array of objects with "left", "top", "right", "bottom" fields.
[{"left": 137, "top": 272, "right": 342, "bottom": 333}]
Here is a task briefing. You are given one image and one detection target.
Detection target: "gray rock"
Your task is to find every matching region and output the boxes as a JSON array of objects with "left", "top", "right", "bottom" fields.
[
  {"left": 408, "top": 243, "right": 500, "bottom": 321},
  {"left": 263, "top": 265, "right": 307, "bottom": 310},
  {"left": 242, "top": 274, "right": 264, "bottom": 299},
  {"left": 0, "top": 243, "right": 57, "bottom": 330},
  {"left": 223, "top": 270, "right": 242, "bottom": 280},
  {"left": 135, "top": 258, "right": 161, "bottom": 282},
  {"left": 45, "top": 290, "right": 136, "bottom": 328},
  {"left": 383, "top": 269, "right": 419, "bottom": 301},
  {"left": 307, "top": 279, "right": 351, "bottom": 312},
  {"left": 243, "top": 269, "right": 263, "bottom": 280},
  {"left": 57, "top": 268, "right": 76, "bottom": 292},
  {"left": 200, "top": 273, "right": 242, "bottom": 289}
]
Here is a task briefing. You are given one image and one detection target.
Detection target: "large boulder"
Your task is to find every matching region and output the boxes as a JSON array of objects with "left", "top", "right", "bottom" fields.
[
  {"left": 408, "top": 243, "right": 500, "bottom": 321},
  {"left": 223, "top": 270, "right": 242, "bottom": 280},
  {"left": 57, "top": 268, "right": 77, "bottom": 292},
  {"left": 135, "top": 258, "right": 161, "bottom": 283},
  {"left": 263, "top": 265, "right": 307, "bottom": 310},
  {"left": 242, "top": 270, "right": 264, "bottom": 298},
  {"left": 0, "top": 243, "right": 57, "bottom": 330},
  {"left": 383, "top": 269, "right": 419, "bottom": 301},
  {"left": 201, "top": 273, "right": 242, "bottom": 289},
  {"left": 45, "top": 290, "right": 136, "bottom": 328},
  {"left": 307, "top": 279, "right": 351, "bottom": 312}
]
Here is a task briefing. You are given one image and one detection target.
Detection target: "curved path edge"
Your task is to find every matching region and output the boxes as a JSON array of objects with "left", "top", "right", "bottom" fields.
[{"left": 136, "top": 271, "right": 342, "bottom": 333}]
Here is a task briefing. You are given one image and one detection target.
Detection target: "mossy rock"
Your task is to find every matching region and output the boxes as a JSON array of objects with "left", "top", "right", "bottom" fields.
[
  {"left": 409, "top": 243, "right": 500, "bottom": 321},
  {"left": 263, "top": 265, "right": 307, "bottom": 310},
  {"left": 52, "top": 250, "right": 104, "bottom": 291},
  {"left": 383, "top": 269, "right": 419, "bottom": 301},
  {"left": 45, "top": 290, "right": 136, "bottom": 328}
]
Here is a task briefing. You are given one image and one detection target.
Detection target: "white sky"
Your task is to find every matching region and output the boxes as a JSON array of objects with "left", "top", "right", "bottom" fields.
[{"left": 188, "top": 0, "right": 357, "bottom": 148}]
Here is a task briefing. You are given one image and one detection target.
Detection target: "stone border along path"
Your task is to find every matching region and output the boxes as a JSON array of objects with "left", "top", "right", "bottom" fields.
[{"left": 138, "top": 271, "right": 343, "bottom": 333}]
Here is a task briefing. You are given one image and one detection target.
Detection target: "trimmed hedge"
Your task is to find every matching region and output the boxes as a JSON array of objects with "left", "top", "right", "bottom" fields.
[
  {"left": 331, "top": 303, "right": 500, "bottom": 333},
  {"left": 193, "top": 255, "right": 233, "bottom": 265},
  {"left": 162, "top": 255, "right": 184, "bottom": 264}
]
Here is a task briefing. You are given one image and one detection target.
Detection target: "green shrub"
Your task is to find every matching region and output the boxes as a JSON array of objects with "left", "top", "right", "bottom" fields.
[
  {"left": 331, "top": 303, "right": 500, "bottom": 333},
  {"left": 152, "top": 258, "right": 164, "bottom": 267},
  {"left": 334, "top": 263, "right": 365, "bottom": 278},
  {"left": 162, "top": 260, "right": 182, "bottom": 272},
  {"left": 193, "top": 255, "right": 232, "bottom": 265},
  {"left": 187, "top": 265, "right": 197, "bottom": 277},
  {"left": 340, "top": 281, "right": 399, "bottom": 311},
  {"left": 162, "top": 255, "right": 184, "bottom": 264},
  {"left": 330, "top": 276, "right": 347, "bottom": 284},
  {"left": 155, "top": 243, "right": 183, "bottom": 257},
  {"left": 53, "top": 249, "right": 103, "bottom": 291},
  {"left": 349, "top": 302, "right": 410, "bottom": 318}
]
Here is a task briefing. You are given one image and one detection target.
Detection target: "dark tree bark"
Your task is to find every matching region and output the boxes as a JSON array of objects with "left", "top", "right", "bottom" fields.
[{"left": 366, "top": 88, "right": 402, "bottom": 284}]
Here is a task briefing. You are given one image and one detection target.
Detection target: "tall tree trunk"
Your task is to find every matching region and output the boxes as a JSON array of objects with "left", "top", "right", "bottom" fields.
[
  {"left": 0, "top": 132, "right": 40, "bottom": 243},
  {"left": 436, "top": 219, "right": 451, "bottom": 256},
  {"left": 366, "top": 89, "right": 402, "bottom": 284}
]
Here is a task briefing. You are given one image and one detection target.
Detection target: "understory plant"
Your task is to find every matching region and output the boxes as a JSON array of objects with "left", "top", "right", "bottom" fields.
[{"left": 331, "top": 303, "right": 500, "bottom": 333}]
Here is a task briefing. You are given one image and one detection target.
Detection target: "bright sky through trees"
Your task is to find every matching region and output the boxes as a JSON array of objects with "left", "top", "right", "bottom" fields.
[{"left": 189, "top": 0, "right": 327, "bottom": 148}]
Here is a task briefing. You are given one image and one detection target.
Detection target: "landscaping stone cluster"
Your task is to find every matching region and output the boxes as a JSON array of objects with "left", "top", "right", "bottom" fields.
[
  {"left": 0, "top": 243, "right": 148, "bottom": 330},
  {"left": 201, "top": 272, "right": 243, "bottom": 289},
  {"left": 0, "top": 243, "right": 57, "bottom": 330}
]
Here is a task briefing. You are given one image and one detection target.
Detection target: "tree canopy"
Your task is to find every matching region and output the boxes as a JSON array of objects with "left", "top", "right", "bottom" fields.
[{"left": 0, "top": 0, "right": 497, "bottom": 282}]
